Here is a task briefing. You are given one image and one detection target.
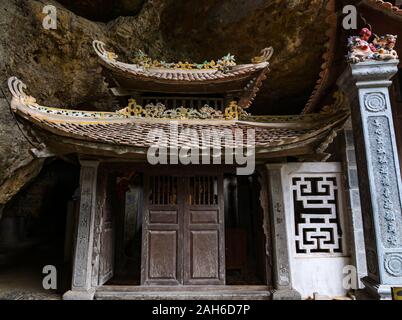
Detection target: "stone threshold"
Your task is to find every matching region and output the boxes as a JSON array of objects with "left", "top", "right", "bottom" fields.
[{"left": 95, "top": 285, "right": 272, "bottom": 300}]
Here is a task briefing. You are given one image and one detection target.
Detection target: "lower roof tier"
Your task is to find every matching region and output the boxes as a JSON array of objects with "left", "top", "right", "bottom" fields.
[{"left": 8, "top": 77, "right": 349, "bottom": 160}]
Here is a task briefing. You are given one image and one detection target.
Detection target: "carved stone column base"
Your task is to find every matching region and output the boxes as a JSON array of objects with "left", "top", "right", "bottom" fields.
[
  {"left": 271, "top": 288, "right": 301, "bottom": 300},
  {"left": 362, "top": 277, "right": 400, "bottom": 300},
  {"left": 62, "top": 289, "right": 96, "bottom": 300}
]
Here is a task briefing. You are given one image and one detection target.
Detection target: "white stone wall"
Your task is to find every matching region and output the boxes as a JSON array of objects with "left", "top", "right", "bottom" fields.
[{"left": 281, "top": 162, "right": 351, "bottom": 298}]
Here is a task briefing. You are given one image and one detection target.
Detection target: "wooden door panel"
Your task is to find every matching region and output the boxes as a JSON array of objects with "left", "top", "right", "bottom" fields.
[
  {"left": 190, "top": 230, "right": 220, "bottom": 279},
  {"left": 184, "top": 175, "right": 225, "bottom": 285},
  {"left": 141, "top": 176, "right": 182, "bottom": 285},
  {"left": 99, "top": 220, "right": 114, "bottom": 284},
  {"left": 190, "top": 210, "right": 219, "bottom": 224},
  {"left": 149, "top": 210, "right": 178, "bottom": 224},
  {"left": 142, "top": 226, "right": 181, "bottom": 285},
  {"left": 97, "top": 172, "right": 115, "bottom": 286},
  {"left": 147, "top": 230, "right": 178, "bottom": 280}
]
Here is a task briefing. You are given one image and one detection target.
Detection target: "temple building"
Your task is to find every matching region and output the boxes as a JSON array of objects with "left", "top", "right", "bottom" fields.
[{"left": 1, "top": 0, "right": 402, "bottom": 301}]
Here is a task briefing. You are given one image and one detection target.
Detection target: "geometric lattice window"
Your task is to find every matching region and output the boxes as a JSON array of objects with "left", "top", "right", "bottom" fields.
[{"left": 291, "top": 175, "right": 343, "bottom": 254}]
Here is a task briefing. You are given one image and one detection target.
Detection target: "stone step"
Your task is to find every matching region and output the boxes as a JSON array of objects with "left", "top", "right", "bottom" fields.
[{"left": 95, "top": 286, "right": 272, "bottom": 300}]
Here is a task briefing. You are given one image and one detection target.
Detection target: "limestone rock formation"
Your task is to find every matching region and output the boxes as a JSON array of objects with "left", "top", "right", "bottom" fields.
[{"left": 0, "top": 0, "right": 108, "bottom": 207}]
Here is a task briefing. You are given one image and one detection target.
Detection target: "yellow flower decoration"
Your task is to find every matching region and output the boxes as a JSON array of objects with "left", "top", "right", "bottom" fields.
[
  {"left": 225, "top": 101, "right": 239, "bottom": 120},
  {"left": 117, "top": 99, "right": 142, "bottom": 117}
]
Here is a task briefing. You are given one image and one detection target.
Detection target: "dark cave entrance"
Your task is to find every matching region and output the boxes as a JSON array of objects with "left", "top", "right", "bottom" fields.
[
  {"left": 224, "top": 173, "right": 267, "bottom": 285},
  {"left": 0, "top": 159, "right": 80, "bottom": 298},
  {"left": 56, "top": 0, "right": 145, "bottom": 22}
]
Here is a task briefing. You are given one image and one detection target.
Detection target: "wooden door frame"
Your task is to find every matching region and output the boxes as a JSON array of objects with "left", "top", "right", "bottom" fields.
[
  {"left": 95, "top": 163, "right": 273, "bottom": 289},
  {"left": 94, "top": 164, "right": 116, "bottom": 287}
]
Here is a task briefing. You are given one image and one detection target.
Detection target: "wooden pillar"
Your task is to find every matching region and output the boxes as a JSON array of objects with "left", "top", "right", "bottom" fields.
[
  {"left": 338, "top": 60, "right": 402, "bottom": 299},
  {"left": 266, "top": 164, "right": 301, "bottom": 299},
  {"left": 63, "top": 160, "right": 99, "bottom": 300}
]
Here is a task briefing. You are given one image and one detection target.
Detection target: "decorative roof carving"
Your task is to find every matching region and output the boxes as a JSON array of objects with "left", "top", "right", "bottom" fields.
[
  {"left": 8, "top": 77, "right": 128, "bottom": 119},
  {"left": 347, "top": 28, "right": 398, "bottom": 63},
  {"left": 131, "top": 49, "right": 237, "bottom": 72},
  {"left": 117, "top": 99, "right": 247, "bottom": 120},
  {"left": 251, "top": 47, "right": 274, "bottom": 64},
  {"left": 8, "top": 76, "right": 32, "bottom": 109}
]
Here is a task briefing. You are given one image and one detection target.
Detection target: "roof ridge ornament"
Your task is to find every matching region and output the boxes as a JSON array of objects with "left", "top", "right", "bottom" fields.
[
  {"left": 7, "top": 77, "right": 37, "bottom": 109},
  {"left": 347, "top": 28, "right": 398, "bottom": 63},
  {"left": 8, "top": 77, "right": 27, "bottom": 100},
  {"left": 251, "top": 47, "right": 274, "bottom": 64},
  {"left": 93, "top": 40, "right": 272, "bottom": 71},
  {"left": 131, "top": 50, "right": 238, "bottom": 72},
  {"left": 117, "top": 99, "right": 248, "bottom": 120},
  {"left": 93, "top": 40, "right": 118, "bottom": 62},
  {"left": 7, "top": 76, "right": 129, "bottom": 119}
]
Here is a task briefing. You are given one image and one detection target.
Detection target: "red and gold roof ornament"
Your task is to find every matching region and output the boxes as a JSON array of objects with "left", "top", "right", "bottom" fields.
[{"left": 347, "top": 28, "right": 398, "bottom": 63}]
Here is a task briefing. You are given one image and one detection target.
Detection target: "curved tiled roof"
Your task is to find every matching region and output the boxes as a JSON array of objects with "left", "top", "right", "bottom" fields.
[
  {"left": 34, "top": 119, "right": 317, "bottom": 149},
  {"left": 8, "top": 77, "right": 348, "bottom": 159},
  {"left": 366, "top": 0, "right": 402, "bottom": 16},
  {"left": 93, "top": 41, "right": 273, "bottom": 109},
  {"left": 303, "top": 0, "right": 337, "bottom": 114},
  {"left": 93, "top": 40, "right": 270, "bottom": 84}
]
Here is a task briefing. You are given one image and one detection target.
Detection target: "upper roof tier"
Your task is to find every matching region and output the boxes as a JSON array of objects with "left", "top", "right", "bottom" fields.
[{"left": 93, "top": 41, "right": 273, "bottom": 109}]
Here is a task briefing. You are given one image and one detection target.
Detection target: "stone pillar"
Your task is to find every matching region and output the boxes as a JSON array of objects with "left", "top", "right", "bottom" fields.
[
  {"left": 340, "top": 119, "right": 367, "bottom": 289},
  {"left": 63, "top": 160, "right": 99, "bottom": 300},
  {"left": 337, "top": 60, "right": 402, "bottom": 299},
  {"left": 266, "top": 164, "right": 301, "bottom": 300}
]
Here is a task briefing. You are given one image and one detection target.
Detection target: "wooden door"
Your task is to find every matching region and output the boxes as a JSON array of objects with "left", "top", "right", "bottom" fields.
[
  {"left": 97, "top": 172, "right": 115, "bottom": 286},
  {"left": 98, "top": 207, "right": 114, "bottom": 284},
  {"left": 141, "top": 172, "right": 225, "bottom": 285},
  {"left": 184, "top": 175, "right": 225, "bottom": 285},
  {"left": 141, "top": 176, "right": 183, "bottom": 285}
]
